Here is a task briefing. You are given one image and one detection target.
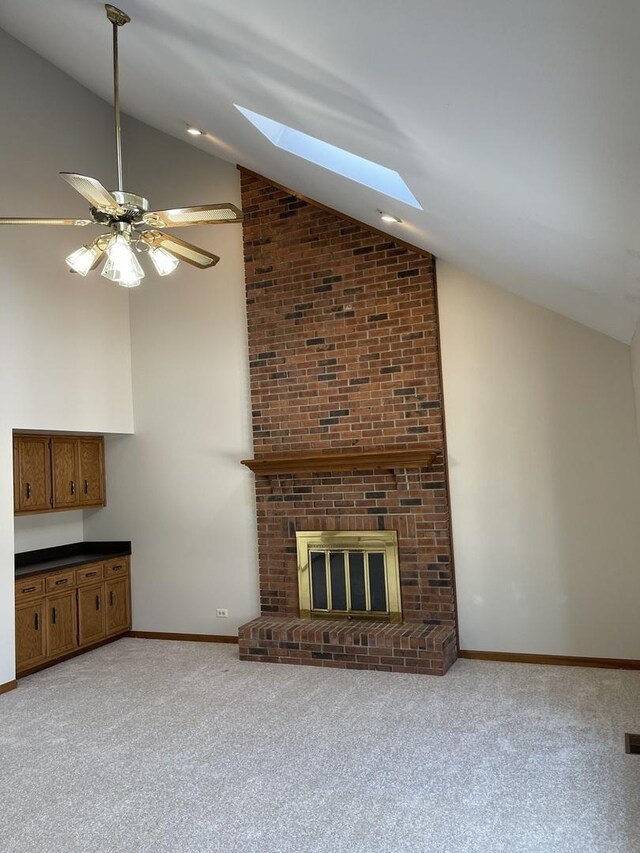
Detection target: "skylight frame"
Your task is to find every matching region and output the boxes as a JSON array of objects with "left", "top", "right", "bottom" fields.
[{"left": 234, "top": 105, "right": 422, "bottom": 210}]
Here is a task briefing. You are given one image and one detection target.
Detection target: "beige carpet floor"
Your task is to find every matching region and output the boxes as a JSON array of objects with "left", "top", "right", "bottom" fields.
[{"left": 0, "top": 638, "right": 639, "bottom": 852}]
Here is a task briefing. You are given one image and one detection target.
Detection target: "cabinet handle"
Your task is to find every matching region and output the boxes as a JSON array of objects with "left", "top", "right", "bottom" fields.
[
  {"left": 55, "top": 578, "right": 68, "bottom": 586},
  {"left": 95, "top": 594, "right": 100, "bottom": 611},
  {"left": 26, "top": 482, "right": 31, "bottom": 499},
  {"left": 112, "top": 565, "right": 122, "bottom": 572},
  {"left": 52, "top": 607, "right": 57, "bottom": 625},
  {"left": 84, "top": 479, "right": 89, "bottom": 494},
  {"left": 34, "top": 612, "right": 39, "bottom": 631},
  {"left": 110, "top": 591, "right": 115, "bottom": 606},
  {"left": 86, "top": 571, "right": 97, "bottom": 578},
  {"left": 22, "top": 586, "right": 36, "bottom": 594},
  {"left": 70, "top": 480, "right": 75, "bottom": 496}
]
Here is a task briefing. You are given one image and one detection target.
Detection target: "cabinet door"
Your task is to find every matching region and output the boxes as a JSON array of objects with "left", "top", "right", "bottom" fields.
[
  {"left": 105, "top": 576, "right": 130, "bottom": 636},
  {"left": 46, "top": 591, "right": 78, "bottom": 658},
  {"left": 15, "top": 600, "right": 47, "bottom": 671},
  {"left": 78, "top": 438, "right": 105, "bottom": 507},
  {"left": 14, "top": 435, "right": 51, "bottom": 514},
  {"left": 51, "top": 438, "right": 79, "bottom": 509},
  {"left": 77, "top": 583, "right": 106, "bottom": 647}
]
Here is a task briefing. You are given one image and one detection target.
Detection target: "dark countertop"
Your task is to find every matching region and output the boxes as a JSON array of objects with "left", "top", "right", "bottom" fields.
[{"left": 15, "top": 541, "right": 131, "bottom": 579}]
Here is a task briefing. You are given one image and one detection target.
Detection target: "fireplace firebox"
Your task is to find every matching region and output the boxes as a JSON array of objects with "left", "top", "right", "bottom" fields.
[{"left": 296, "top": 531, "right": 402, "bottom": 622}]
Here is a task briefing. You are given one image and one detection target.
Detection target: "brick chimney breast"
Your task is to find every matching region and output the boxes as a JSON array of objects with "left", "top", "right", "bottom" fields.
[{"left": 238, "top": 169, "right": 458, "bottom": 675}]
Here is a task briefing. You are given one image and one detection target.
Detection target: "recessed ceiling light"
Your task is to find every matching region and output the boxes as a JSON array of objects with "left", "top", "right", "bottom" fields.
[
  {"left": 234, "top": 105, "right": 422, "bottom": 209},
  {"left": 187, "top": 127, "right": 203, "bottom": 136},
  {"left": 378, "top": 210, "right": 402, "bottom": 224}
]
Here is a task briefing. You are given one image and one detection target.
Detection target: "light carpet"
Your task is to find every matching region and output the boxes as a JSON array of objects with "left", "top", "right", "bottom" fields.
[{"left": 0, "top": 639, "right": 639, "bottom": 853}]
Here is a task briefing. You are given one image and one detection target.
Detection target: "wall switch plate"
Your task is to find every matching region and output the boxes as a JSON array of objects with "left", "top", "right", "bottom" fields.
[{"left": 216, "top": 608, "right": 229, "bottom": 618}]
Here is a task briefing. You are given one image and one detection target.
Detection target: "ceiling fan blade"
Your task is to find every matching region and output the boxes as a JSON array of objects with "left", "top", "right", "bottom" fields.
[
  {"left": 0, "top": 217, "right": 93, "bottom": 226},
  {"left": 60, "top": 173, "right": 124, "bottom": 215},
  {"left": 141, "top": 230, "right": 220, "bottom": 268},
  {"left": 142, "top": 203, "right": 242, "bottom": 228}
]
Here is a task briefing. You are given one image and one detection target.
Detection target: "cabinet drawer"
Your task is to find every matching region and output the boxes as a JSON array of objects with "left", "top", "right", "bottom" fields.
[
  {"left": 15, "top": 576, "right": 45, "bottom": 600},
  {"left": 45, "top": 570, "right": 76, "bottom": 593},
  {"left": 76, "top": 563, "right": 104, "bottom": 585},
  {"left": 104, "top": 557, "right": 129, "bottom": 578}
]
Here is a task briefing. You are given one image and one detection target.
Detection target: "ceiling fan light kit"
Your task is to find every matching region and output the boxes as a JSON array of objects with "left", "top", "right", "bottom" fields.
[
  {"left": 101, "top": 233, "right": 145, "bottom": 287},
  {"left": 65, "top": 240, "right": 105, "bottom": 276},
  {"left": 1, "top": 5, "right": 242, "bottom": 288}
]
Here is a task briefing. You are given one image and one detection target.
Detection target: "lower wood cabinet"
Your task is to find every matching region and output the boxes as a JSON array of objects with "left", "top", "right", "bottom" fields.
[
  {"left": 106, "top": 576, "right": 130, "bottom": 636},
  {"left": 15, "top": 556, "right": 130, "bottom": 676},
  {"left": 15, "top": 600, "right": 47, "bottom": 671},
  {"left": 46, "top": 590, "right": 78, "bottom": 658},
  {"left": 77, "top": 583, "right": 106, "bottom": 647}
]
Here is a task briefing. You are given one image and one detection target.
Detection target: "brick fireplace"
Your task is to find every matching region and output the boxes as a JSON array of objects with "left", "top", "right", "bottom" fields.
[{"left": 237, "top": 169, "right": 458, "bottom": 675}]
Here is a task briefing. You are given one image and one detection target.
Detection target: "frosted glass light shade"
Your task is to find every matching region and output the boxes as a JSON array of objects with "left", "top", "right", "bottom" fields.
[
  {"left": 148, "top": 246, "right": 179, "bottom": 276},
  {"left": 65, "top": 243, "right": 102, "bottom": 276},
  {"left": 101, "top": 234, "right": 144, "bottom": 288}
]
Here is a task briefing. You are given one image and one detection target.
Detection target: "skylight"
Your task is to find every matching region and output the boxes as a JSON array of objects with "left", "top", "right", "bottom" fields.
[{"left": 234, "top": 105, "right": 422, "bottom": 210}]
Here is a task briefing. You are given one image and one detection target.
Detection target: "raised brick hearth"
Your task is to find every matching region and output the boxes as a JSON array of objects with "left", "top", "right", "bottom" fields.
[
  {"left": 239, "top": 617, "right": 457, "bottom": 675},
  {"left": 237, "top": 169, "right": 458, "bottom": 675}
]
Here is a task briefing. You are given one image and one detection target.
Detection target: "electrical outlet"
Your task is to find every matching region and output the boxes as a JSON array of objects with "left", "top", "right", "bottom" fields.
[{"left": 216, "top": 608, "right": 229, "bottom": 618}]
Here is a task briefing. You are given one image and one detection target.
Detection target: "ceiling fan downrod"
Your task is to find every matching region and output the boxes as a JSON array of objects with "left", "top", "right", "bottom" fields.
[{"left": 105, "top": 4, "right": 130, "bottom": 193}]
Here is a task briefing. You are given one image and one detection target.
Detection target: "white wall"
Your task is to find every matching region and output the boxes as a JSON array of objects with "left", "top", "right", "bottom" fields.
[
  {"left": 1, "top": 28, "right": 257, "bottom": 685},
  {"left": 630, "top": 322, "right": 640, "bottom": 449},
  {"left": 14, "top": 512, "right": 84, "bottom": 554},
  {"left": 83, "top": 122, "right": 259, "bottom": 637},
  {"left": 0, "top": 30, "right": 135, "bottom": 684},
  {"left": 438, "top": 262, "right": 640, "bottom": 658}
]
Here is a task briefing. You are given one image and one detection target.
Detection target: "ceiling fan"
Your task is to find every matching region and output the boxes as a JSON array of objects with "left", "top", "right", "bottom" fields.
[{"left": 0, "top": 4, "right": 242, "bottom": 288}]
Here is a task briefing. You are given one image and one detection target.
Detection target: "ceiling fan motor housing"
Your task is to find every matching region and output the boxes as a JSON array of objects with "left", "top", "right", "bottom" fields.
[
  {"left": 90, "top": 191, "right": 149, "bottom": 225},
  {"left": 112, "top": 191, "right": 149, "bottom": 213}
]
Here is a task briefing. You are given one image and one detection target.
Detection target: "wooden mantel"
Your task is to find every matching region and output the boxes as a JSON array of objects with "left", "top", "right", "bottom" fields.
[{"left": 240, "top": 447, "right": 439, "bottom": 476}]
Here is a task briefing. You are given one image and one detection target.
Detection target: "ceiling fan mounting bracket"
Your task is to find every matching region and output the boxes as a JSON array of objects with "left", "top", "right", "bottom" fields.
[{"left": 105, "top": 5, "right": 130, "bottom": 27}]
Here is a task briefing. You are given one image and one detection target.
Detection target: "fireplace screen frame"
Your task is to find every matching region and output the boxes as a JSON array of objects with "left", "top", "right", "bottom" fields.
[{"left": 295, "top": 531, "right": 402, "bottom": 623}]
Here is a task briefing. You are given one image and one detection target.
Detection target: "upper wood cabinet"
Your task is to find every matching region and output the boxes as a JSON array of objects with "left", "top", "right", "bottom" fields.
[
  {"left": 13, "top": 433, "right": 106, "bottom": 515},
  {"left": 51, "top": 437, "right": 79, "bottom": 509},
  {"left": 13, "top": 435, "right": 52, "bottom": 513},
  {"left": 78, "top": 438, "right": 105, "bottom": 507}
]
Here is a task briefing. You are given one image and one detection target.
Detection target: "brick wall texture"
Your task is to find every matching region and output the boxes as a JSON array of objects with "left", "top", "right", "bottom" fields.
[{"left": 238, "top": 169, "right": 458, "bottom": 675}]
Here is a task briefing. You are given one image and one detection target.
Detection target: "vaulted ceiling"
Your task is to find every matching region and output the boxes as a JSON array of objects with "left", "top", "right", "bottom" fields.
[{"left": 2, "top": 0, "right": 640, "bottom": 340}]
